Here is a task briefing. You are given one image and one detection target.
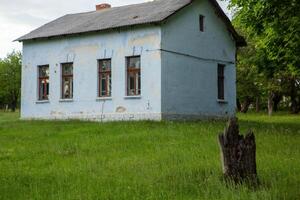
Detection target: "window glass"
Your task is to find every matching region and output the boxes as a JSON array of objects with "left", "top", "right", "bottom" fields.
[
  {"left": 39, "top": 66, "right": 49, "bottom": 77},
  {"left": 218, "top": 64, "right": 225, "bottom": 100},
  {"left": 100, "top": 60, "right": 111, "bottom": 71},
  {"left": 199, "top": 15, "right": 205, "bottom": 32},
  {"left": 38, "top": 65, "right": 49, "bottom": 100},
  {"left": 98, "top": 59, "right": 112, "bottom": 97},
  {"left": 128, "top": 57, "right": 140, "bottom": 69},
  {"left": 62, "top": 63, "right": 73, "bottom": 75},
  {"left": 61, "top": 63, "right": 73, "bottom": 99},
  {"left": 127, "top": 56, "right": 141, "bottom": 96}
]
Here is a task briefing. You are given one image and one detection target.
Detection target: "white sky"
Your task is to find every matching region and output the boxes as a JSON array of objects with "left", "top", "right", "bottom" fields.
[{"left": 0, "top": 0, "right": 229, "bottom": 59}]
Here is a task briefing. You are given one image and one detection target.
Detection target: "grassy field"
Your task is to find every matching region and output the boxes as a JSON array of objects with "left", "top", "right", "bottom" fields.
[{"left": 0, "top": 112, "right": 299, "bottom": 200}]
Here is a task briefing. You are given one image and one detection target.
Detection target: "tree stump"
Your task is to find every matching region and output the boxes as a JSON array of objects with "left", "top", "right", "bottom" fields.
[{"left": 218, "top": 117, "right": 258, "bottom": 184}]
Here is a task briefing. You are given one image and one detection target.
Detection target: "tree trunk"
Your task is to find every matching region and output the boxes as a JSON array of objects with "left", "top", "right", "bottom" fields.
[
  {"left": 255, "top": 97, "right": 260, "bottom": 112},
  {"left": 9, "top": 92, "right": 19, "bottom": 112},
  {"left": 289, "top": 79, "right": 299, "bottom": 114},
  {"left": 11, "top": 101, "right": 17, "bottom": 112},
  {"left": 241, "top": 97, "right": 251, "bottom": 113},
  {"left": 237, "top": 98, "right": 242, "bottom": 112},
  {"left": 271, "top": 93, "right": 281, "bottom": 112},
  {"left": 297, "top": 97, "right": 300, "bottom": 114},
  {"left": 273, "top": 99, "right": 279, "bottom": 112},
  {"left": 290, "top": 93, "right": 298, "bottom": 114},
  {"left": 218, "top": 118, "right": 258, "bottom": 184},
  {"left": 10, "top": 95, "right": 17, "bottom": 112},
  {"left": 290, "top": 99, "right": 298, "bottom": 114},
  {"left": 268, "top": 93, "right": 274, "bottom": 116}
]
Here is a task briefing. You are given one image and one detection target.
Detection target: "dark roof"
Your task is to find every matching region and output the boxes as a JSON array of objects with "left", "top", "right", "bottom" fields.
[{"left": 16, "top": 0, "right": 246, "bottom": 46}]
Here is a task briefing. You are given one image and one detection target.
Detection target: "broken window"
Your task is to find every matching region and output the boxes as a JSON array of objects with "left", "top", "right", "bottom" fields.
[
  {"left": 199, "top": 15, "right": 205, "bottom": 32},
  {"left": 126, "top": 56, "right": 141, "bottom": 96},
  {"left": 61, "top": 63, "right": 73, "bottom": 99},
  {"left": 218, "top": 64, "right": 225, "bottom": 100},
  {"left": 98, "top": 59, "right": 112, "bottom": 97},
  {"left": 38, "top": 65, "right": 49, "bottom": 100}
]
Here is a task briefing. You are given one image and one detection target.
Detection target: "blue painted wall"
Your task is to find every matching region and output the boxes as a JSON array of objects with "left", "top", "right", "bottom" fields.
[
  {"left": 161, "top": 0, "right": 237, "bottom": 119},
  {"left": 21, "top": 26, "right": 162, "bottom": 121},
  {"left": 21, "top": 0, "right": 237, "bottom": 121}
]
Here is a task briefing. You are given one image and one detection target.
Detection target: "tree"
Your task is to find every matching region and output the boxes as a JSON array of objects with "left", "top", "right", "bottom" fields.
[
  {"left": 219, "top": 118, "right": 257, "bottom": 184},
  {"left": 235, "top": 28, "right": 265, "bottom": 113},
  {"left": 227, "top": 0, "right": 300, "bottom": 114},
  {"left": 0, "top": 51, "right": 22, "bottom": 111}
]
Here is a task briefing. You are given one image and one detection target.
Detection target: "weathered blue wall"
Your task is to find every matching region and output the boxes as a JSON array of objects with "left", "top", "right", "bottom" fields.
[
  {"left": 21, "top": 0, "right": 238, "bottom": 121},
  {"left": 21, "top": 26, "right": 162, "bottom": 121},
  {"left": 161, "top": 0, "right": 237, "bottom": 119}
]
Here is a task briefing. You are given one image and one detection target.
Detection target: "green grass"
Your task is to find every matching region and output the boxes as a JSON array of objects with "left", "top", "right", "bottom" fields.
[{"left": 0, "top": 112, "right": 299, "bottom": 200}]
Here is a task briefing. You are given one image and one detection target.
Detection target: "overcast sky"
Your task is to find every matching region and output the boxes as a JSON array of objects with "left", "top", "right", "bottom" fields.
[{"left": 0, "top": 0, "right": 229, "bottom": 59}]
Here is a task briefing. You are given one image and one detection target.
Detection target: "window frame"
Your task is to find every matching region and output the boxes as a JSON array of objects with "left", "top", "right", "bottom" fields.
[
  {"left": 199, "top": 15, "right": 205, "bottom": 32},
  {"left": 126, "top": 56, "right": 141, "bottom": 97},
  {"left": 61, "top": 62, "right": 74, "bottom": 100},
  {"left": 217, "top": 64, "right": 225, "bottom": 100},
  {"left": 98, "top": 59, "right": 112, "bottom": 98},
  {"left": 38, "top": 65, "right": 50, "bottom": 101}
]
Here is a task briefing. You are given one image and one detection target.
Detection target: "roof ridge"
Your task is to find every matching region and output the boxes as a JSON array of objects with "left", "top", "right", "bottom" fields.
[
  {"left": 15, "top": 0, "right": 245, "bottom": 46},
  {"left": 67, "top": 0, "right": 158, "bottom": 16}
]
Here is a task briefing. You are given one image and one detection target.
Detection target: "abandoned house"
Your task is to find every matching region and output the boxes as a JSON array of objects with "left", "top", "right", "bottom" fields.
[{"left": 16, "top": 0, "right": 245, "bottom": 121}]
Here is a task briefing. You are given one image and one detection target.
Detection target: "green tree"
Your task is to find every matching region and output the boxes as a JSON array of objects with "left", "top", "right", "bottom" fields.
[
  {"left": 0, "top": 51, "right": 22, "bottom": 111},
  {"left": 235, "top": 27, "right": 265, "bottom": 113},
  {"left": 227, "top": 0, "right": 300, "bottom": 114}
]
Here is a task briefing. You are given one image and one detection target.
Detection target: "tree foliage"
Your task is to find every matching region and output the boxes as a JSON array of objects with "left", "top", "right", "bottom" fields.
[
  {"left": 227, "top": 0, "right": 300, "bottom": 114},
  {"left": 0, "top": 51, "right": 22, "bottom": 111}
]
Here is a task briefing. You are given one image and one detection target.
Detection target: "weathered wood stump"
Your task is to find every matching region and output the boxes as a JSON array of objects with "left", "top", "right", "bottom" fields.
[{"left": 218, "top": 117, "right": 258, "bottom": 184}]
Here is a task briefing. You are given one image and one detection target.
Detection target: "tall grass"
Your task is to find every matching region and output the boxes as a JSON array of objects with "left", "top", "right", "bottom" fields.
[{"left": 0, "top": 112, "right": 299, "bottom": 199}]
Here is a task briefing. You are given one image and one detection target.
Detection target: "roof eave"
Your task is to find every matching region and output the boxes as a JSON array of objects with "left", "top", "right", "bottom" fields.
[
  {"left": 208, "top": 0, "right": 247, "bottom": 47},
  {"left": 15, "top": 21, "right": 163, "bottom": 42},
  {"left": 15, "top": 0, "right": 247, "bottom": 47}
]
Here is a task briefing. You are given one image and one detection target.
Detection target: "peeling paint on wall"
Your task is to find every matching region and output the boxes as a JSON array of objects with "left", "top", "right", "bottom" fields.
[
  {"left": 21, "top": 0, "right": 237, "bottom": 121},
  {"left": 21, "top": 26, "right": 162, "bottom": 121},
  {"left": 116, "top": 106, "right": 126, "bottom": 113}
]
